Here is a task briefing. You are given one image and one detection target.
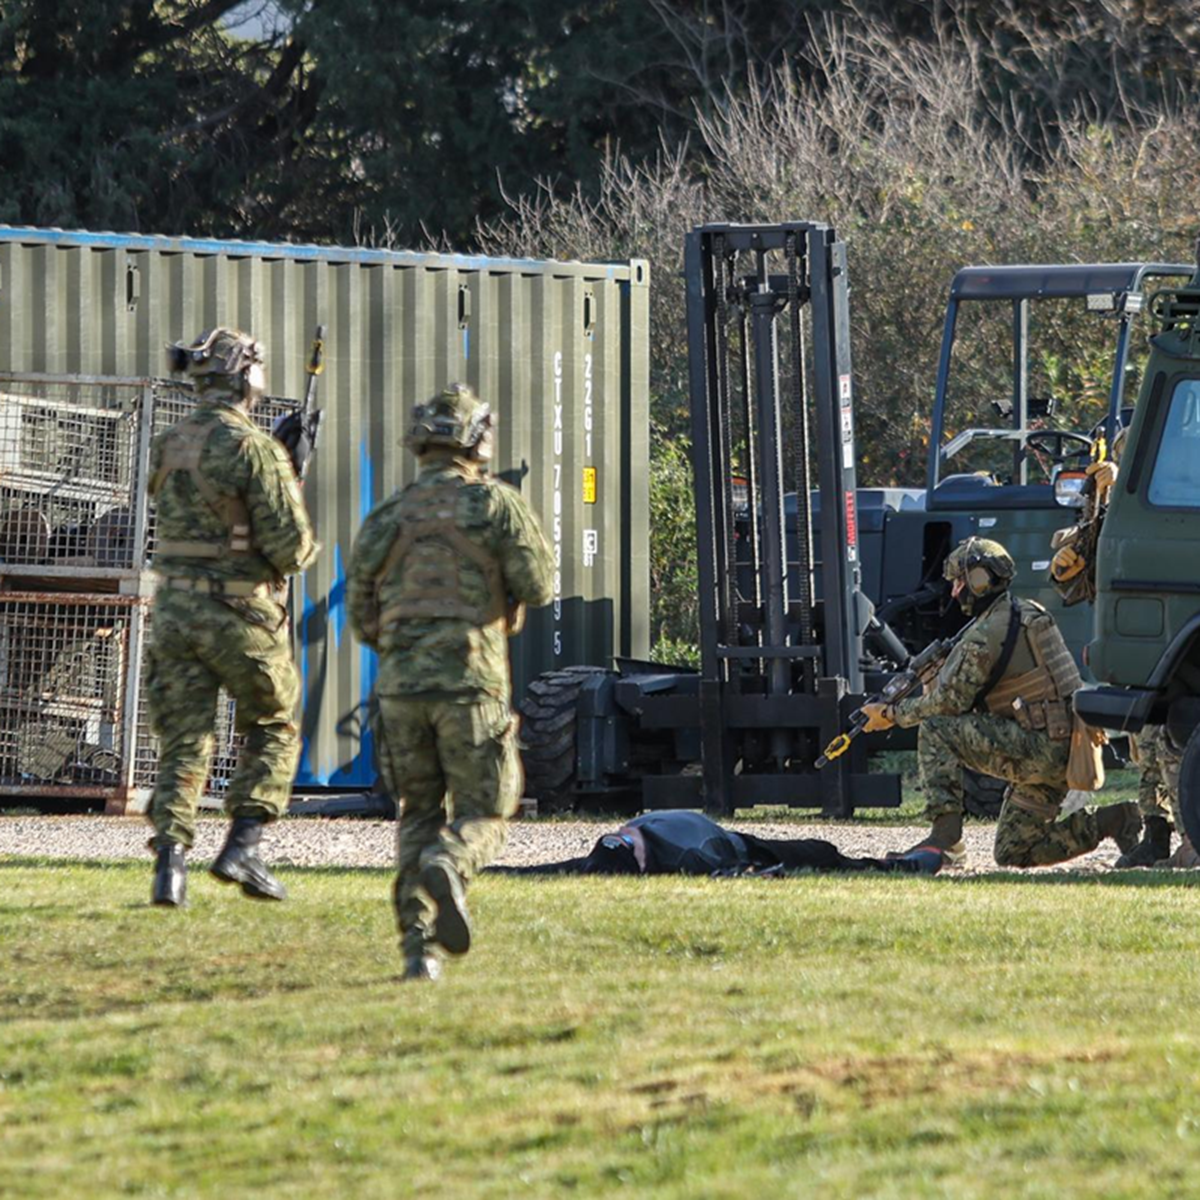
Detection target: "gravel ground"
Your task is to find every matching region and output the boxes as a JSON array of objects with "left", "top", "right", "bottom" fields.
[{"left": 0, "top": 813, "right": 1128, "bottom": 874}]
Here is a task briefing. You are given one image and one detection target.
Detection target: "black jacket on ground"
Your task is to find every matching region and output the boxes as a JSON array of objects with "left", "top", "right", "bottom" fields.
[{"left": 491, "top": 811, "right": 940, "bottom": 876}]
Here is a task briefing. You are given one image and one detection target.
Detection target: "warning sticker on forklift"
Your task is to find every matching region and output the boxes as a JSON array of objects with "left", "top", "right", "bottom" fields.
[
  {"left": 844, "top": 489, "right": 859, "bottom": 562},
  {"left": 839, "top": 375, "right": 855, "bottom": 469},
  {"left": 583, "top": 466, "right": 597, "bottom": 504}
]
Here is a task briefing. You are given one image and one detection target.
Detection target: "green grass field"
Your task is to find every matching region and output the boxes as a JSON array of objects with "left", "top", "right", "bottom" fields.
[{"left": 3, "top": 859, "right": 1199, "bottom": 1198}]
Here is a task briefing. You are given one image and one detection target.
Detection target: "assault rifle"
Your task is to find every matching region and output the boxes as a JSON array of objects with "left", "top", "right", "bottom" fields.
[
  {"left": 274, "top": 324, "right": 326, "bottom": 481},
  {"left": 815, "top": 635, "right": 955, "bottom": 769}
]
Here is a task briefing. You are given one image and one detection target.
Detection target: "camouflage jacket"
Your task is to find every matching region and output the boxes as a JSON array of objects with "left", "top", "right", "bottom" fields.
[
  {"left": 149, "top": 398, "right": 318, "bottom": 583},
  {"left": 893, "top": 591, "right": 1050, "bottom": 728},
  {"left": 347, "top": 456, "right": 554, "bottom": 700}
]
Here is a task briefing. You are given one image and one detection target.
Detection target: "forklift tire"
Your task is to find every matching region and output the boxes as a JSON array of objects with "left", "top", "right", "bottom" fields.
[
  {"left": 517, "top": 666, "right": 607, "bottom": 814},
  {"left": 962, "top": 770, "right": 1008, "bottom": 820}
]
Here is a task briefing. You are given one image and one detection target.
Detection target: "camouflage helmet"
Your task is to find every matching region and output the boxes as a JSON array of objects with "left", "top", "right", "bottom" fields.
[
  {"left": 166, "top": 328, "right": 266, "bottom": 404},
  {"left": 167, "top": 327, "right": 264, "bottom": 379},
  {"left": 943, "top": 536, "right": 1016, "bottom": 613},
  {"left": 405, "top": 382, "right": 493, "bottom": 455}
]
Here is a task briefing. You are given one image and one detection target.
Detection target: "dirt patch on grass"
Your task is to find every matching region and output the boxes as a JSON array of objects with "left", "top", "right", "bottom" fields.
[{"left": 622, "top": 1045, "right": 1128, "bottom": 1119}]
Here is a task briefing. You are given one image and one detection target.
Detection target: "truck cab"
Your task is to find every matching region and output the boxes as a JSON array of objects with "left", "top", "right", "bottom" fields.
[
  {"left": 864, "top": 261, "right": 1191, "bottom": 661},
  {"left": 1074, "top": 267, "right": 1200, "bottom": 797}
]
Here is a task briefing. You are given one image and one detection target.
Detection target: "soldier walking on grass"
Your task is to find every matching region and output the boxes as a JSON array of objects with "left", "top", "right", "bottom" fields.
[
  {"left": 860, "top": 536, "right": 1142, "bottom": 868},
  {"left": 347, "top": 384, "right": 553, "bottom": 982},
  {"left": 148, "top": 329, "right": 319, "bottom": 907}
]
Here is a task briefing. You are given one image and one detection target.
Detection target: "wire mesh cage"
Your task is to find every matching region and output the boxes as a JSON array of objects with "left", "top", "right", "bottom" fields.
[
  {"left": 0, "top": 592, "right": 142, "bottom": 800},
  {"left": 0, "top": 591, "right": 241, "bottom": 810},
  {"left": 0, "top": 374, "right": 297, "bottom": 579},
  {"left": 0, "top": 378, "right": 142, "bottom": 572}
]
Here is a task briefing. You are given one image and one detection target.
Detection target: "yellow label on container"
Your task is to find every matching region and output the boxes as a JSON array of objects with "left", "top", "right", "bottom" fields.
[{"left": 583, "top": 466, "right": 597, "bottom": 504}]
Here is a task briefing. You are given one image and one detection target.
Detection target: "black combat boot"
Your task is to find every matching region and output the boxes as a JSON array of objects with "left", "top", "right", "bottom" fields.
[
  {"left": 151, "top": 843, "right": 187, "bottom": 907},
  {"left": 210, "top": 817, "right": 287, "bottom": 901},
  {"left": 1097, "top": 802, "right": 1143, "bottom": 857},
  {"left": 401, "top": 952, "right": 442, "bottom": 983},
  {"left": 419, "top": 858, "right": 472, "bottom": 955},
  {"left": 1115, "top": 814, "right": 1173, "bottom": 868}
]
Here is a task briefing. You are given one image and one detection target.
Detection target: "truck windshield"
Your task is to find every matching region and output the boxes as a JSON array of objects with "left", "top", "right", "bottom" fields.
[
  {"left": 940, "top": 295, "right": 1154, "bottom": 484},
  {"left": 1148, "top": 378, "right": 1200, "bottom": 508}
]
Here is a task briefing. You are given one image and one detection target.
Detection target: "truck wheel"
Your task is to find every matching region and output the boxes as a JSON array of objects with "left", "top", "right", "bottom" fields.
[
  {"left": 517, "top": 667, "right": 606, "bottom": 814},
  {"left": 1178, "top": 724, "right": 1200, "bottom": 850},
  {"left": 962, "top": 770, "right": 1007, "bottom": 820}
]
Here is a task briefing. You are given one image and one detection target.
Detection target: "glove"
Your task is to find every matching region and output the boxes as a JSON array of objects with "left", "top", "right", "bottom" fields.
[
  {"left": 1050, "top": 544, "right": 1086, "bottom": 582},
  {"left": 860, "top": 702, "right": 896, "bottom": 733},
  {"left": 273, "top": 411, "right": 317, "bottom": 479},
  {"left": 1085, "top": 458, "right": 1117, "bottom": 499}
]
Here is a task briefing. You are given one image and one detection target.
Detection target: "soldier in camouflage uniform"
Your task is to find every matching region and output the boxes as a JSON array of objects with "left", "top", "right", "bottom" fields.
[
  {"left": 147, "top": 328, "right": 319, "bottom": 907},
  {"left": 861, "top": 537, "right": 1142, "bottom": 868},
  {"left": 347, "top": 384, "right": 553, "bottom": 982},
  {"left": 1115, "top": 726, "right": 1177, "bottom": 866},
  {"left": 1147, "top": 731, "right": 1200, "bottom": 868}
]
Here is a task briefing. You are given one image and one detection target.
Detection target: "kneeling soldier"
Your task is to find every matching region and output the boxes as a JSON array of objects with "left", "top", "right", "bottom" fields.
[
  {"left": 861, "top": 537, "right": 1141, "bottom": 868},
  {"left": 348, "top": 384, "right": 553, "bottom": 981}
]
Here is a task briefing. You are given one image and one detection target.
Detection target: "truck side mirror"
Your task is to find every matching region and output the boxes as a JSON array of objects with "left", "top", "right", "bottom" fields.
[{"left": 1054, "top": 469, "right": 1089, "bottom": 508}]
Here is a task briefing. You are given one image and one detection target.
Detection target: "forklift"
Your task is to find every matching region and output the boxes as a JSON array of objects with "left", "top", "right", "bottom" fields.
[{"left": 520, "top": 221, "right": 902, "bottom": 816}]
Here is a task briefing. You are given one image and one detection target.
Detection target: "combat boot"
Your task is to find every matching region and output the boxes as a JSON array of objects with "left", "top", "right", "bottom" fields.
[
  {"left": 1097, "top": 802, "right": 1142, "bottom": 856},
  {"left": 1115, "top": 814, "right": 1173, "bottom": 868},
  {"left": 210, "top": 817, "right": 287, "bottom": 901},
  {"left": 151, "top": 844, "right": 187, "bottom": 907},
  {"left": 419, "top": 858, "right": 472, "bottom": 955},
  {"left": 891, "top": 813, "right": 968, "bottom": 868},
  {"left": 401, "top": 953, "right": 442, "bottom": 983}
]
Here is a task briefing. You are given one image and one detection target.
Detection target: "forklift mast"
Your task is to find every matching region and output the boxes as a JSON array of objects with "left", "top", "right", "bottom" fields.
[{"left": 684, "top": 222, "right": 899, "bottom": 814}]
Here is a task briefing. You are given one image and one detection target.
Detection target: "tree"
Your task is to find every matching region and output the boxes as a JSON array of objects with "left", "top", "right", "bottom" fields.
[{"left": 0, "top": 0, "right": 332, "bottom": 236}]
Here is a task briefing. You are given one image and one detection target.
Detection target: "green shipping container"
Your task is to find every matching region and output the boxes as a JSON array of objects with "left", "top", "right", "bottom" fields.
[{"left": 0, "top": 227, "right": 651, "bottom": 788}]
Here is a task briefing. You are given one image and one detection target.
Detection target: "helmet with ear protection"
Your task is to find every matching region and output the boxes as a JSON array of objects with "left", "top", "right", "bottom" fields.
[
  {"left": 405, "top": 382, "right": 494, "bottom": 456},
  {"left": 166, "top": 328, "right": 267, "bottom": 405},
  {"left": 943, "top": 536, "right": 1016, "bottom": 613}
]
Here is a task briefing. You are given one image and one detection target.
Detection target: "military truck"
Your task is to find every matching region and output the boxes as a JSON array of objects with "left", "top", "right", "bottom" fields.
[
  {"left": 850, "top": 261, "right": 1190, "bottom": 660},
  {"left": 1070, "top": 252, "right": 1200, "bottom": 845}
]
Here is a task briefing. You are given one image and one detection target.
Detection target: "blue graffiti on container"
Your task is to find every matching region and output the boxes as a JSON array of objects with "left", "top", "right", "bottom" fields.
[
  {"left": 296, "top": 580, "right": 318, "bottom": 785},
  {"left": 350, "top": 440, "right": 378, "bottom": 785},
  {"left": 328, "top": 542, "right": 347, "bottom": 650}
]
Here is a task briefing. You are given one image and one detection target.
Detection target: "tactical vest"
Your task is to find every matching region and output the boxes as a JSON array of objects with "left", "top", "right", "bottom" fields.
[
  {"left": 150, "top": 416, "right": 252, "bottom": 559},
  {"left": 374, "top": 479, "right": 507, "bottom": 629},
  {"left": 983, "top": 601, "right": 1081, "bottom": 740}
]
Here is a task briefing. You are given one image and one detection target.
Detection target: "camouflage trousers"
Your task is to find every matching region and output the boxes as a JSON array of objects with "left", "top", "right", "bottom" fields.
[
  {"left": 1133, "top": 725, "right": 1181, "bottom": 827},
  {"left": 1157, "top": 731, "right": 1186, "bottom": 831},
  {"left": 375, "top": 694, "right": 522, "bottom": 956},
  {"left": 917, "top": 713, "right": 1107, "bottom": 867},
  {"left": 146, "top": 589, "right": 301, "bottom": 849}
]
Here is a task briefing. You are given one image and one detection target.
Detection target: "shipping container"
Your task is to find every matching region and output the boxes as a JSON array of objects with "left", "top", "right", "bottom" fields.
[{"left": 0, "top": 227, "right": 651, "bottom": 789}]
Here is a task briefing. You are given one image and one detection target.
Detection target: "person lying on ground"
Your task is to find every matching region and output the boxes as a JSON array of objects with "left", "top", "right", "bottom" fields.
[{"left": 487, "top": 810, "right": 943, "bottom": 877}]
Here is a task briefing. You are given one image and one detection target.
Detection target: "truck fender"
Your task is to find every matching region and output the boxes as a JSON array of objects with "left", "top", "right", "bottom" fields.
[{"left": 1147, "top": 613, "right": 1200, "bottom": 689}]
